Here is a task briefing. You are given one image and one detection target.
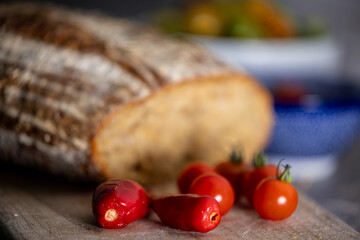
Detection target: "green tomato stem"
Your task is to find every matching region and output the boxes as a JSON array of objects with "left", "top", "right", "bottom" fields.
[
  {"left": 253, "top": 152, "right": 267, "bottom": 168},
  {"left": 229, "top": 146, "right": 244, "bottom": 164},
  {"left": 276, "top": 160, "right": 292, "bottom": 183}
]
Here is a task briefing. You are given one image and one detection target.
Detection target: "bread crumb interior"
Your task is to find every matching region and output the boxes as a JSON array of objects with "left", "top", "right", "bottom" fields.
[{"left": 93, "top": 75, "right": 272, "bottom": 183}]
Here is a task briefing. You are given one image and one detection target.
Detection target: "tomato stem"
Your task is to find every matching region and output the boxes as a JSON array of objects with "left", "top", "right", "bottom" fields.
[
  {"left": 229, "top": 146, "right": 244, "bottom": 164},
  {"left": 253, "top": 152, "right": 267, "bottom": 168},
  {"left": 276, "top": 160, "right": 292, "bottom": 183}
]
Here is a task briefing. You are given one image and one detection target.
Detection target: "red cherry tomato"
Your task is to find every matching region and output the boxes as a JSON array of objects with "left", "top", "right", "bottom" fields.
[
  {"left": 244, "top": 152, "right": 277, "bottom": 204},
  {"left": 177, "top": 162, "right": 216, "bottom": 194},
  {"left": 152, "top": 194, "right": 221, "bottom": 233},
  {"left": 215, "top": 148, "right": 253, "bottom": 199},
  {"left": 239, "top": 169, "right": 253, "bottom": 201},
  {"left": 253, "top": 164, "right": 298, "bottom": 220},
  {"left": 273, "top": 81, "right": 306, "bottom": 105},
  {"left": 92, "top": 179, "right": 150, "bottom": 229},
  {"left": 189, "top": 173, "right": 235, "bottom": 215}
]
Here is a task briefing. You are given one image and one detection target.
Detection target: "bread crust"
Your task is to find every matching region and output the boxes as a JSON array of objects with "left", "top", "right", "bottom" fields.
[{"left": 0, "top": 3, "right": 273, "bottom": 183}]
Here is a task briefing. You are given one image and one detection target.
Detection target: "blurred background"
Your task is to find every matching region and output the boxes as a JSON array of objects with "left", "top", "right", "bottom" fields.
[
  {"left": 3, "top": 0, "right": 360, "bottom": 231},
  {"left": 3, "top": 0, "right": 358, "bottom": 79}
]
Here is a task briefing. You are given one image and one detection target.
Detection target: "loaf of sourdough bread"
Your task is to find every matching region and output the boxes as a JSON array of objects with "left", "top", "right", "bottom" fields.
[{"left": 0, "top": 3, "right": 273, "bottom": 183}]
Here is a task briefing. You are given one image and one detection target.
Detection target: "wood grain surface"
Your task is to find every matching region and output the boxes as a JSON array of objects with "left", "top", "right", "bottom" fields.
[{"left": 0, "top": 165, "right": 359, "bottom": 240}]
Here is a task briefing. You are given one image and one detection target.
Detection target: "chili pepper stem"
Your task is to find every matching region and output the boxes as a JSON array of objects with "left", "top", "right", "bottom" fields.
[
  {"left": 105, "top": 209, "right": 119, "bottom": 221},
  {"left": 210, "top": 212, "right": 220, "bottom": 223}
]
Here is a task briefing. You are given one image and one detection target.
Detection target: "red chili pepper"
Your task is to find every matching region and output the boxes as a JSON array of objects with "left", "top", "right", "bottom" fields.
[
  {"left": 152, "top": 194, "right": 221, "bottom": 233},
  {"left": 92, "top": 179, "right": 150, "bottom": 229}
]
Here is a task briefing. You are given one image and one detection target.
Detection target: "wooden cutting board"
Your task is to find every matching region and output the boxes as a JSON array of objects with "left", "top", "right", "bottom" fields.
[{"left": 0, "top": 166, "right": 359, "bottom": 240}]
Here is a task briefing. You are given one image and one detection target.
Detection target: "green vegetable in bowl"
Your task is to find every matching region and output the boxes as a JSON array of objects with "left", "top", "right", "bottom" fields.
[
  {"left": 225, "top": 14, "right": 265, "bottom": 38},
  {"left": 152, "top": 0, "right": 326, "bottom": 39}
]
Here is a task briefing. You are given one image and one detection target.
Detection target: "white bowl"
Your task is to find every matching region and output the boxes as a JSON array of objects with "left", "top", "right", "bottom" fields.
[{"left": 190, "top": 35, "right": 343, "bottom": 80}]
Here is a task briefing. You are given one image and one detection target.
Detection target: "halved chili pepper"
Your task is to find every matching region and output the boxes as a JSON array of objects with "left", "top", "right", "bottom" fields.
[
  {"left": 152, "top": 194, "right": 221, "bottom": 233},
  {"left": 92, "top": 179, "right": 150, "bottom": 229}
]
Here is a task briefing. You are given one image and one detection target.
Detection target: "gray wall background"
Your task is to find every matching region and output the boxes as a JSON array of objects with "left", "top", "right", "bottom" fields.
[{"left": 277, "top": 0, "right": 360, "bottom": 81}]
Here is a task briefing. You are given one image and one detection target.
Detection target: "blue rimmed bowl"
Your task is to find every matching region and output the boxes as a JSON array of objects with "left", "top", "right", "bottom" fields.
[{"left": 265, "top": 80, "right": 360, "bottom": 181}]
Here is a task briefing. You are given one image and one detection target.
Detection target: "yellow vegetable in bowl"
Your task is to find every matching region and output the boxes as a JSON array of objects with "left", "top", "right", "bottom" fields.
[
  {"left": 152, "top": 0, "right": 324, "bottom": 39},
  {"left": 185, "top": 2, "right": 224, "bottom": 36}
]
